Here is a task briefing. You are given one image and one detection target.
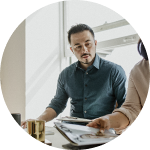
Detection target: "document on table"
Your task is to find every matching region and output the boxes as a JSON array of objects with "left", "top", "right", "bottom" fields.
[
  {"left": 57, "top": 116, "right": 92, "bottom": 123},
  {"left": 55, "top": 122, "right": 118, "bottom": 146}
]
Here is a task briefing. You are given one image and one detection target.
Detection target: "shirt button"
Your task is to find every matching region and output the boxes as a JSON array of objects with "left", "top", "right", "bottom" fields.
[
  {"left": 84, "top": 111, "right": 86, "bottom": 113},
  {"left": 85, "top": 84, "right": 87, "bottom": 87},
  {"left": 86, "top": 72, "right": 88, "bottom": 74},
  {"left": 85, "top": 98, "right": 87, "bottom": 100}
]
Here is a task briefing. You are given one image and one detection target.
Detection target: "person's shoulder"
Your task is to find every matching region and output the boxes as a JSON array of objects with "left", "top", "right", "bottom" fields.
[
  {"left": 60, "top": 62, "right": 77, "bottom": 75},
  {"left": 131, "top": 59, "right": 149, "bottom": 74},
  {"left": 133, "top": 59, "right": 149, "bottom": 69},
  {"left": 58, "top": 62, "right": 77, "bottom": 81},
  {"left": 101, "top": 58, "right": 123, "bottom": 71},
  {"left": 100, "top": 58, "right": 126, "bottom": 79}
]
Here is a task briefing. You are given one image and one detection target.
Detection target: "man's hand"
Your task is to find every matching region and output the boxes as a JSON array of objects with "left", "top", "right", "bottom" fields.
[
  {"left": 21, "top": 108, "right": 57, "bottom": 129},
  {"left": 21, "top": 119, "right": 35, "bottom": 129},
  {"left": 87, "top": 116, "right": 111, "bottom": 133},
  {"left": 21, "top": 119, "right": 46, "bottom": 129}
]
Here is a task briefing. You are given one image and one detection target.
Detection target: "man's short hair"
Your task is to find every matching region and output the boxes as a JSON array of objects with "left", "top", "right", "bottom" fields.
[{"left": 68, "top": 24, "right": 95, "bottom": 44}]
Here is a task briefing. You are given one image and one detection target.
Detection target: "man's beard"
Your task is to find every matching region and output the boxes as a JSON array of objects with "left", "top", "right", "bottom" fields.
[
  {"left": 81, "top": 59, "right": 91, "bottom": 64},
  {"left": 80, "top": 54, "right": 95, "bottom": 64},
  {"left": 80, "top": 50, "right": 96, "bottom": 65}
]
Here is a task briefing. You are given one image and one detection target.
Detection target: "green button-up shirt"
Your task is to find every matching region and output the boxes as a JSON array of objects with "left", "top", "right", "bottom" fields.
[{"left": 47, "top": 53, "right": 126, "bottom": 120}]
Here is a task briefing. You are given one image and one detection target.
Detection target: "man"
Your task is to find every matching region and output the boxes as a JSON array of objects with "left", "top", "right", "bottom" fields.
[{"left": 22, "top": 24, "right": 126, "bottom": 128}]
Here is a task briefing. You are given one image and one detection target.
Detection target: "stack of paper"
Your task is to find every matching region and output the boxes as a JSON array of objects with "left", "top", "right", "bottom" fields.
[
  {"left": 55, "top": 122, "right": 118, "bottom": 146},
  {"left": 57, "top": 116, "right": 92, "bottom": 123}
]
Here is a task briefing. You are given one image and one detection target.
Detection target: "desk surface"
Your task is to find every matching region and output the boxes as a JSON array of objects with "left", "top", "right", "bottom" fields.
[
  {"left": 45, "top": 126, "right": 69, "bottom": 149},
  {"left": 22, "top": 127, "right": 120, "bottom": 150},
  {"left": 45, "top": 127, "right": 120, "bottom": 150}
]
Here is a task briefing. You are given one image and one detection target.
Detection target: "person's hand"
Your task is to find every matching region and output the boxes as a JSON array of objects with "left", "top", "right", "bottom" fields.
[
  {"left": 87, "top": 116, "right": 111, "bottom": 133},
  {"left": 21, "top": 119, "right": 35, "bottom": 129}
]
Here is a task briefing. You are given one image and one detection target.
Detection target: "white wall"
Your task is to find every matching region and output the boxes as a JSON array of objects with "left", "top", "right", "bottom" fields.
[
  {"left": 1, "top": 20, "right": 25, "bottom": 121},
  {"left": 26, "top": 2, "right": 66, "bottom": 126}
]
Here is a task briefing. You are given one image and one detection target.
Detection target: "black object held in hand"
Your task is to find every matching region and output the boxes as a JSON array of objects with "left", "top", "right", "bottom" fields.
[{"left": 11, "top": 113, "right": 21, "bottom": 126}]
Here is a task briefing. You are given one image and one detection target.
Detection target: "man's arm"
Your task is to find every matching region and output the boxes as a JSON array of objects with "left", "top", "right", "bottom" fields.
[
  {"left": 21, "top": 108, "right": 57, "bottom": 129},
  {"left": 47, "top": 70, "right": 69, "bottom": 115},
  {"left": 36, "top": 107, "right": 57, "bottom": 122},
  {"left": 22, "top": 70, "right": 68, "bottom": 129},
  {"left": 112, "top": 65, "right": 127, "bottom": 108}
]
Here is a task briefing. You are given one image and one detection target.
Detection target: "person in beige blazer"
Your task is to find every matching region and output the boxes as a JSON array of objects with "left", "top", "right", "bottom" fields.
[{"left": 87, "top": 39, "right": 150, "bottom": 133}]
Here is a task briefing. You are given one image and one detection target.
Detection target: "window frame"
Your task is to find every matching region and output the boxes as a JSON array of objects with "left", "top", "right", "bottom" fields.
[{"left": 97, "top": 34, "right": 140, "bottom": 54}]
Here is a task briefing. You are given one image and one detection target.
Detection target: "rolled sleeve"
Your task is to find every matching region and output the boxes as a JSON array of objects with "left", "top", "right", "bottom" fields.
[
  {"left": 113, "top": 71, "right": 142, "bottom": 126},
  {"left": 47, "top": 71, "right": 69, "bottom": 116},
  {"left": 112, "top": 65, "right": 127, "bottom": 108}
]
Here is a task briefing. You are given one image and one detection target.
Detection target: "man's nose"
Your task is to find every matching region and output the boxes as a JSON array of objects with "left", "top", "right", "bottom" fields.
[{"left": 82, "top": 45, "right": 88, "bottom": 53}]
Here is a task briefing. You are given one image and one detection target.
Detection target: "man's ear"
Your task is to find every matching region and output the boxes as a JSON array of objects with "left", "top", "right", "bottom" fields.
[
  {"left": 95, "top": 40, "right": 97, "bottom": 46},
  {"left": 70, "top": 47, "right": 74, "bottom": 54}
]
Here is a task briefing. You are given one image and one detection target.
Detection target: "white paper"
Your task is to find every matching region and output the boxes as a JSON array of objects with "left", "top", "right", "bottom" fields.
[
  {"left": 57, "top": 116, "right": 92, "bottom": 123},
  {"left": 55, "top": 122, "right": 118, "bottom": 146}
]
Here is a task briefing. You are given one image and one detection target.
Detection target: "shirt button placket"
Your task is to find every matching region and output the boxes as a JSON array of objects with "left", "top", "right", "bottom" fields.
[{"left": 84, "top": 71, "right": 88, "bottom": 117}]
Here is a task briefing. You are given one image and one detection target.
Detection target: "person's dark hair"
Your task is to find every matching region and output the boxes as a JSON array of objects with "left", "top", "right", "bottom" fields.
[
  {"left": 68, "top": 24, "right": 95, "bottom": 44},
  {"left": 137, "top": 38, "right": 142, "bottom": 55}
]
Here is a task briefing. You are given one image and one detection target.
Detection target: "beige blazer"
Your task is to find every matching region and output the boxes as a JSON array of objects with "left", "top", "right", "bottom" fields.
[{"left": 113, "top": 59, "right": 150, "bottom": 126}]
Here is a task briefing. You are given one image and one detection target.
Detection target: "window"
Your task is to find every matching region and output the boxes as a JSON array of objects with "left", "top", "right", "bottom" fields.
[
  {"left": 64, "top": 0, "right": 139, "bottom": 57},
  {"left": 65, "top": 0, "right": 126, "bottom": 31},
  {"left": 105, "top": 45, "right": 142, "bottom": 79}
]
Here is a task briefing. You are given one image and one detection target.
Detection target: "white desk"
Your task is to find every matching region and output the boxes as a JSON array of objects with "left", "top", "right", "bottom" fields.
[
  {"left": 45, "top": 127, "right": 120, "bottom": 150},
  {"left": 24, "top": 126, "right": 69, "bottom": 149},
  {"left": 45, "top": 126, "right": 70, "bottom": 149},
  {"left": 22, "top": 127, "right": 120, "bottom": 150}
]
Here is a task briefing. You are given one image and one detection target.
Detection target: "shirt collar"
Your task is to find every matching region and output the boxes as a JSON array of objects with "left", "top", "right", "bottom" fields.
[
  {"left": 92, "top": 53, "right": 100, "bottom": 69},
  {"left": 74, "top": 53, "right": 100, "bottom": 71}
]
